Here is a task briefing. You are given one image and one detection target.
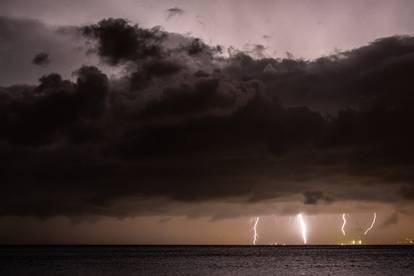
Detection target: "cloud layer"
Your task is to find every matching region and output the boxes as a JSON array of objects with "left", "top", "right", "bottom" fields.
[{"left": 1, "top": 17, "right": 414, "bottom": 218}]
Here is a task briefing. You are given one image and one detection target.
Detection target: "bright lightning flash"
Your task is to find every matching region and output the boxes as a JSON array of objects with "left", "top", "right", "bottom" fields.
[
  {"left": 252, "top": 217, "right": 260, "bottom": 245},
  {"left": 341, "top": 213, "right": 347, "bottom": 236},
  {"left": 363, "top": 212, "right": 377, "bottom": 235},
  {"left": 297, "top": 213, "right": 307, "bottom": 244}
]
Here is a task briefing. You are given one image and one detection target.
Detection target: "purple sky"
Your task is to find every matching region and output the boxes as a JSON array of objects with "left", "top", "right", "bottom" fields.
[{"left": 1, "top": 0, "right": 414, "bottom": 59}]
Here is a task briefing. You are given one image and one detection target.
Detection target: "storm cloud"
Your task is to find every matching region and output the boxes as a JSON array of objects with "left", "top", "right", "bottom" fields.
[
  {"left": 166, "top": 7, "right": 185, "bottom": 20},
  {"left": 32, "top": 52, "right": 50, "bottom": 67},
  {"left": 1, "top": 18, "right": 414, "bottom": 218}
]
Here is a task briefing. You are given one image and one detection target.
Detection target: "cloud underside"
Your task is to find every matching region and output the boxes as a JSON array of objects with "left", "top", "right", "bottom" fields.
[{"left": 1, "top": 17, "right": 414, "bottom": 217}]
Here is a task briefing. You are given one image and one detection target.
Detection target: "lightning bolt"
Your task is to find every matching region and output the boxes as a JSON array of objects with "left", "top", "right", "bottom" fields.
[
  {"left": 341, "top": 213, "right": 347, "bottom": 236},
  {"left": 297, "top": 213, "right": 307, "bottom": 244},
  {"left": 363, "top": 212, "right": 377, "bottom": 235},
  {"left": 252, "top": 217, "right": 260, "bottom": 245}
]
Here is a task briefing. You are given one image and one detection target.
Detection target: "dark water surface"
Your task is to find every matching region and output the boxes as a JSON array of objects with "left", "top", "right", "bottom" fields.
[{"left": 0, "top": 245, "right": 413, "bottom": 275}]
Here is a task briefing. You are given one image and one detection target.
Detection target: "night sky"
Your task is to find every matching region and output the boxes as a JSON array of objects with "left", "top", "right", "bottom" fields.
[{"left": 0, "top": 0, "right": 414, "bottom": 245}]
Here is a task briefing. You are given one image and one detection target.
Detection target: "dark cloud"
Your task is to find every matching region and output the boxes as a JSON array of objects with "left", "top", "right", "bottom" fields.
[
  {"left": 244, "top": 44, "right": 268, "bottom": 59},
  {"left": 82, "top": 18, "right": 166, "bottom": 65},
  {"left": 32, "top": 52, "right": 50, "bottom": 67},
  {"left": 303, "top": 191, "right": 333, "bottom": 205},
  {"left": 2, "top": 66, "right": 107, "bottom": 146},
  {"left": 187, "top": 38, "right": 209, "bottom": 56},
  {"left": 129, "top": 59, "right": 182, "bottom": 90},
  {"left": 1, "top": 18, "right": 414, "bottom": 218},
  {"left": 381, "top": 212, "right": 399, "bottom": 228},
  {"left": 141, "top": 78, "right": 232, "bottom": 119},
  {"left": 194, "top": 70, "right": 210, "bottom": 78},
  {"left": 166, "top": 7, "right": 185, "bottom": 20}
]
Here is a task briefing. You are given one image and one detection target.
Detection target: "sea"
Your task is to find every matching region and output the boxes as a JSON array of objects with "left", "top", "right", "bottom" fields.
[{"left": 0, "top": 245, "right": 413, "bottom": 275}]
